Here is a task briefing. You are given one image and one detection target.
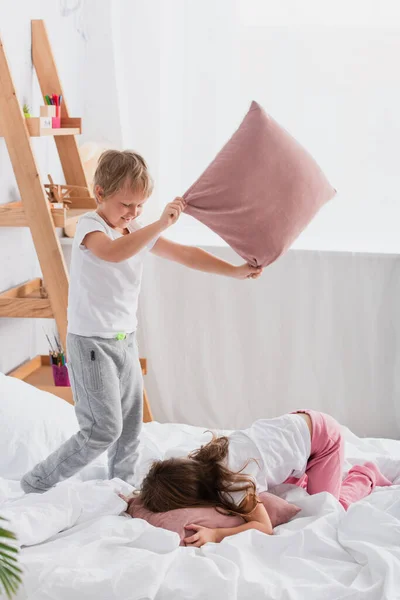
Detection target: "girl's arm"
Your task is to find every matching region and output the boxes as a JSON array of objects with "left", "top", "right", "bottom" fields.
[
  {"left": 151, "top": 237, "right": 263, "bottom": 279},
  {"left": 214, "top": 501, "right": 273, "bottom": 541},
  {"left": 184, "top": 496, "right": 273, "bottom": 547}
]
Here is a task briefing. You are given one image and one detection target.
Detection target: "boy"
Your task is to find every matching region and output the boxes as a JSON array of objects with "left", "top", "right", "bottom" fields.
[{"left": 20, "top": 150, "right": 262, "bottom": 494}]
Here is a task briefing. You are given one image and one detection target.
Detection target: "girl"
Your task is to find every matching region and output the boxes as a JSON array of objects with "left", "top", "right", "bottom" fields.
[
  {"left": 131, "top": 410, "right": 392, "bottom": 547},
  {"left": 20, "top": 150, "right": 262, "bottom": 495}
]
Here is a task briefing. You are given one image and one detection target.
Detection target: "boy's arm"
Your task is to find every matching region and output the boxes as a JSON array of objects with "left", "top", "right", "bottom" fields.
[
  {"left": 83, "top": 199, "right": 184, "bottom": 262},
  {"left": 83, "top": 221, "right": 165, "bottom": 263},
  {"left": 151, "top": 237, "right": 263, "bottom": 279}
]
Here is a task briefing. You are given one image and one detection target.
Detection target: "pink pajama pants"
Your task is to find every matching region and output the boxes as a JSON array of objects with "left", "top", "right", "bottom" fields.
[{"left": 285, "top": 410, "right": 380, "bottom": 510}]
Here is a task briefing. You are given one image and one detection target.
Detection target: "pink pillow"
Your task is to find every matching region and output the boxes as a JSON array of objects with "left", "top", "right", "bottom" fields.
[
  {"left": 127, "top": 492, "right": 300, "bottom": 545},
  {"left": 183, "top": 101, "right": 336, "bottom": 267},
  {"left": 258, "top": 491, "right": 301, "bottom": 527}
]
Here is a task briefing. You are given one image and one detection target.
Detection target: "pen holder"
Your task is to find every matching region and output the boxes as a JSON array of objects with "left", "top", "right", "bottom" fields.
[
  {"left": 52, "top": 106, "right": 61, "bottom": 128},
  {"left": 52, "top": 364, "right": 71, "bottom": 387}
]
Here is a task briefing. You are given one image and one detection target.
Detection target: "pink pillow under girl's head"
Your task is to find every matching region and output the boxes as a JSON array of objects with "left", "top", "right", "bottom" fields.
[
  {"left": 127, "top": 492, "right": 300, "bottom": 545},
  {"left": 184, "top": 101, "right": 336, "bottom": 267}
]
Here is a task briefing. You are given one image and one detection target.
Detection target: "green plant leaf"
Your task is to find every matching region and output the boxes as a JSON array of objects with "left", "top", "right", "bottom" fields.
[
  {"left": 0, "top": 556, "right": 22, "bottom": 574},
  {"left": 0, "top": 529, "right": 16, "bottom": 540},
  {"left": 0, "top": 569, "right": 16, "bottom": 599},
  {"left": 0, "top": 544, "right": 17, "bottom": 556},
  {"left": 1, "top": 564, "right": 22, "bottom": 581},
  {"left": 0, "top": 518, "right": 22, "bottom": 599},
  {"left": 0, "top": 552, "right": 18, "bottom": 564}
]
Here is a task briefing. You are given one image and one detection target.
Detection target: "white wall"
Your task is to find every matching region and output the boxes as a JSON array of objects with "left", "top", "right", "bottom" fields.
[
  {"left": 239, "top": 24, "right": 400, "bottom": 253},
  {"left": 112, "top": 1, "right": 400, "bottom": 255}
]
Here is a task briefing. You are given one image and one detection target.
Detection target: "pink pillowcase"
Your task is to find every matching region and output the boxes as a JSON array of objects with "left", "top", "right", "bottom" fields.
[
  {"left": 127, "top": 492, "right": 300, "bottom": 545},
  {"left": 183, "top": 101, "right": 336, "bottom": 267},
  {"left": 258, "top": 491, "right": 301, "bottom": 528}
]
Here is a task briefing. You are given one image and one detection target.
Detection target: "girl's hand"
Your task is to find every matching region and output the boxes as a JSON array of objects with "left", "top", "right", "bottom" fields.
[
  {"left": 233, "top": 263, "right": 263, "bottom": 280},
  {"left": 117, "top": 492, "right": 131, "bottom": 504},
  {"left": 159, "top": 197, "right": 186, "bottom": 230},
  {"left": 183, "top": 524, "right": 218, "bottom": 547}
]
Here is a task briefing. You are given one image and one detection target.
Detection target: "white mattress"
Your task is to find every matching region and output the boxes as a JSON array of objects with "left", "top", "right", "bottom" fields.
[{"left": 2, "top": 421, "right": 400, "bottom": 600}]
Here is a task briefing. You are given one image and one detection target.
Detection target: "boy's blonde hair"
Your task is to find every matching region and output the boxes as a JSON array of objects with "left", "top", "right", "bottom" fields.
[{"left": 93, "top": 149, "right": 154, "bottom": 200}]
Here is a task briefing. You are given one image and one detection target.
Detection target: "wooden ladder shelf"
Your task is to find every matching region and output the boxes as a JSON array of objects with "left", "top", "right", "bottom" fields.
[{"left": 0, "top": 20, "right": 153, "bottom": 423}]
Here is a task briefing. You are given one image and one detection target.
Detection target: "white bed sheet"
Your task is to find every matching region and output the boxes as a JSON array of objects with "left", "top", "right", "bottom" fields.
[{"left": 1, "top": 422, "right": 400, "bottom": 600}]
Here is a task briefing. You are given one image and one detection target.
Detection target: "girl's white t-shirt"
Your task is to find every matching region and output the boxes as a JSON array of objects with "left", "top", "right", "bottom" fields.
[
  {"left": 67, "top": 212, "right": 157, "bottom": 338},
  {"left": 224, "top": 413, "right": 311, "bottom": 506}
]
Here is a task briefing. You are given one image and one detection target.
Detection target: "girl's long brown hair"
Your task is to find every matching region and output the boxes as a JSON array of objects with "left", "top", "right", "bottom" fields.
[{"left": 135, "top": 433, "right": 259, "bottom": 516}]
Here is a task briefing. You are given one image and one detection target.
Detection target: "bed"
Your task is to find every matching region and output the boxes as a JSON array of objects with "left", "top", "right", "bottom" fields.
[{"left": 1, "top": 372, "right": 400, "bottom": 600}]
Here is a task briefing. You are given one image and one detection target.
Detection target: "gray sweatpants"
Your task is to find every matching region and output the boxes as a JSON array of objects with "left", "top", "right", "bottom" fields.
[{"left": 20, "top": 332, "right": 143, "bottom": 493}]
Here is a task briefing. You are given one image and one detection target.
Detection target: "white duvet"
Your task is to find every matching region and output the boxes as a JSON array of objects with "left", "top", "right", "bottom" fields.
[{"left": 2, "top": 422, "right": 400, "bottom": 600}]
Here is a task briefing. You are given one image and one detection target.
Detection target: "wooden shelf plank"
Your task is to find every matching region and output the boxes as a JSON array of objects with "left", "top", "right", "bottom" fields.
[
  {"left": 0, "top": 278, "right": 43, "bottom": 298},
  {"left": 8, "top": 355, "right": 43, "bottom": 380},
  {"left": 0, "top": 297, "right": 52, "bottom": 318},
  {"left": 0, "top": 202, "right": 27, "bottom": 226},
  {"left": 27, "top": 117, "right": 81, "bottom": 136},
  {"left": 0, "top": 201, "right": 94, "bottom": 230},
  {"left": 0, "top": 201, "right": 66, "bottom": 227},
  {"left": 64, "top": 197, "right": 97, "bottom": 210},
  {"left": 28, "top": 127, "right": 81, "bottom": 137},
  {"left": 9, "top": 356, "right": 74, "bottom": 404},
  {"left": 0, "top": 118, "right": 81, "bottom": 138},
  {"left": 0, "top": 279, "right": 52, "bottom": 318}
]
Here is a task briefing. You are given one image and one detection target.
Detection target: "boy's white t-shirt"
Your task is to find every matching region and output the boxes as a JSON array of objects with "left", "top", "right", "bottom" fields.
[
  {"left": 224, "top": 413, "right": 311, "bottom": 506},
  {"left": 67, "top": 212, "right": 157, "bottom": 338}
]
